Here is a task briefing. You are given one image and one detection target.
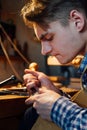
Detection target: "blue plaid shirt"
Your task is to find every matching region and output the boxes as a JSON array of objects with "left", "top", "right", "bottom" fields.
[{"left": 51, "top": 54, "right": 87, "bottom": 130}]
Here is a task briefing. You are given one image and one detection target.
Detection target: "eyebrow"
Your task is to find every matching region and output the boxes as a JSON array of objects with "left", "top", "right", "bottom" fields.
[{"left": 39, "top": 32, "right": 48, "bottom": 41}]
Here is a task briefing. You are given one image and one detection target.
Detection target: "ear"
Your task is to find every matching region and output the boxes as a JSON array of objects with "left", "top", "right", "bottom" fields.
[{"left": 70, "top": 10, "right": 85, "bottom": 32}]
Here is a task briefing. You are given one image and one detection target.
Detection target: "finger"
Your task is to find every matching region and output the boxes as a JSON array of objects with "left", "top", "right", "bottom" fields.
[
  {"left": 33, "top": 102, "right": 40, "bottom": 115},
  {"left": 23, "top": 74, "right": 37, "bottom": 83},
  {"left": 25, "top": 94, "right": 38, "bottom": 105},
  {"left": 24, "top": 69, "right": 39, "bottom": 77},
  {"left": 26, "top": 80, "right": 40, "bottom": 90},
  {"left": 25, "top": 97, "right": 34, "bottom": 105}
]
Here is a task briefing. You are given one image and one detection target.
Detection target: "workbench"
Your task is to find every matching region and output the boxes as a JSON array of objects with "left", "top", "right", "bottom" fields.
[{"left": 0, "top": 94, "right": 28, "bottom": 130}]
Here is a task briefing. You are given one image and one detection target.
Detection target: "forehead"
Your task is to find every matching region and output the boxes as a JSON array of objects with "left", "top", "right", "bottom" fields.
[
  {"left": 33, "top": 21, "right": 63, "bottom": 34},
  {"left": 33, "top": 23, "right": 49, "bottom": 38},
  {"left": 33, "top": 21, "right": 64, "bottom": 40}
]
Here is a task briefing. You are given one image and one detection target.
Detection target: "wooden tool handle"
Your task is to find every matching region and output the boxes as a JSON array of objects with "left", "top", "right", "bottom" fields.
[
  {"left": 29, "top": 62, "right": 39, "bottom": 71},
  {"left": 29, "top": 62, "right": 40, "bottom": 94}
]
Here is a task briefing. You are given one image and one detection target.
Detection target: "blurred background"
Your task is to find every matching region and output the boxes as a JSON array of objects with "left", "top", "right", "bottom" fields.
[{"left": 0, "top": 0, "right": 80, "bottom": 86}]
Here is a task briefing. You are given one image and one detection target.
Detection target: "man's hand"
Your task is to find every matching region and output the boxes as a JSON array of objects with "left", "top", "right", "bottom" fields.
[
  {"left": 23, "top": 69, "right": 58, "bottom": 93},
  {"left": 25, "top": 87, "right": 61, "bottom": 120}
]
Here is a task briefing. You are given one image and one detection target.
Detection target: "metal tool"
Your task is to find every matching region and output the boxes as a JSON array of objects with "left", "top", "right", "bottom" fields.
[
  {"left": 0, "top": 89, "right": 29, "bottom": 96},
  {"left": 0, "top": 75, "right": 16, "bottom": 87}
]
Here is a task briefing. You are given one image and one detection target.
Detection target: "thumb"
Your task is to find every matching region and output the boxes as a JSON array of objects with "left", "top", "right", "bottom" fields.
[
  {"left": 25, "top": 94, "right": 38, "bottom": 105},
  {"left": 25, "top": 97, "right": 33, "bottom": 105}
]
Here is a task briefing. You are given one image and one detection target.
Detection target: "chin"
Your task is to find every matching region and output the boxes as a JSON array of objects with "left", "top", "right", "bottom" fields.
[
  {"left": 60, "top": 60, "right": 68, "bottom": 65},
  {"left": 55, "top": 56, "right": 69, "bottom": 65},
  {"left": 58, "top": 57, "right": 71, "bottom": 65},
  {"left": 56, "top": 55, "right": 73, "bottom": 65}
]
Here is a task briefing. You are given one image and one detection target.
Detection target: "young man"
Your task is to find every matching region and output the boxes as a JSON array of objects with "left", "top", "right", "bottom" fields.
[{"left": 21, "top": 0, "right": 87, "bottom": 129}]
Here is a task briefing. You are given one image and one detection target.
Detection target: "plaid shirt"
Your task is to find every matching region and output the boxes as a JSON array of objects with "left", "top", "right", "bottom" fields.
[{"left": 51, "top": 54, "right": 87, "bottom": 130}]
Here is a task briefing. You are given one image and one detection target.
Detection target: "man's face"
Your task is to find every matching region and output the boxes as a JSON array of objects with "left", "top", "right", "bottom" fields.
[{"left": 34, "top": 21, "right": 84, "bottom": 64}]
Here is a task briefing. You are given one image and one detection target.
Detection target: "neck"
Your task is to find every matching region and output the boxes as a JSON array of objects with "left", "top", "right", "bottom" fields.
[
  {"left": 85, "top": 43, "right": 87, "bottom": 54},
  {"left": 80, "top": 27, "right": 87, "bottom": 55}
]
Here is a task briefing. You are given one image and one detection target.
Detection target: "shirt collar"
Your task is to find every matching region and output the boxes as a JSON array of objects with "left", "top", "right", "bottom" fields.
[{"left": 78, "top": 53, "right": 87, "bottom": 75}]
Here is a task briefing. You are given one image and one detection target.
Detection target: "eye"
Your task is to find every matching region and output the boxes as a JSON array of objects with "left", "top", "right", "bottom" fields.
[
  {"left": 46, "top": 36, "right": 53, "bottom": 41},
  {"left": 43, "top": 34, "right": 54, "bottom": 41}
]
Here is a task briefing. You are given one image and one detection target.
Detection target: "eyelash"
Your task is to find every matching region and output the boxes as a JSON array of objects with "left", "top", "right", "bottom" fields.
[
  {"left": 43, "top": 36, "right": 53, "bottom": 41},
  {"left": 47, "top": 37, "right": 53, "bottom": 41}
]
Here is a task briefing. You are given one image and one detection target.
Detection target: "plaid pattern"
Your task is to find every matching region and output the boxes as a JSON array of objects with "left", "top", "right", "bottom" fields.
[
  {"left": 51, "top": 97, "right": 87, "bottom": 130},
  {"left": 51, "top": 54, "right": 87, "bottom": 130},
  {"left": 78, "top": 53, "right": 87, "bottom": 75},
  {"left": 78, "top": 53, "right": 87, "bottom": 90},
  {"left": 81, "top": 66, "right": 87, "bottom": 91}
]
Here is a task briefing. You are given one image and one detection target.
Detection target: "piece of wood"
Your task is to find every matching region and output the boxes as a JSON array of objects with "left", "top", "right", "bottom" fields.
[
  {"left": 0, "top": 95, "right": 28, "bottom": 118},
  {"left": 0, "top": 94, "right": 29, "bottom": 130},
  {"left": 31, "top": 116, "right": 62, "bottom": 130}
]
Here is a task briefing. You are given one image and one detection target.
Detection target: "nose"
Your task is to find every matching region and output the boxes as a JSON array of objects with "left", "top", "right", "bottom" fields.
[{"left": 41, "top": 42, "right": 52, "bottom": 55}]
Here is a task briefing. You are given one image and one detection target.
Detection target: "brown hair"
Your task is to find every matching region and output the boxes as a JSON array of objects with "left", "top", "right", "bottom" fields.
[{"left": 21, "top": 0, "right": 87, "bottom": 28}]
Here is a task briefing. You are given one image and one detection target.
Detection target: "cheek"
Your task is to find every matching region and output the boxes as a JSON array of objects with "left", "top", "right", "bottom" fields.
[{"left": 52, "top": 38, "right": 67, "bottom": 53}]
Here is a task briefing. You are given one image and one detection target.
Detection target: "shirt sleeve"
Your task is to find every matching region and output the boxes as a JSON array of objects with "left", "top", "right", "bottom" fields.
[{"left": 51, "top": 96, "right": 87, "bottom": 130}]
